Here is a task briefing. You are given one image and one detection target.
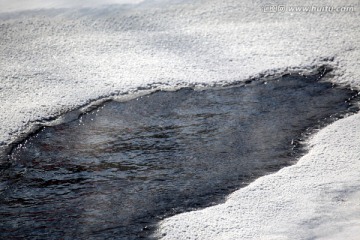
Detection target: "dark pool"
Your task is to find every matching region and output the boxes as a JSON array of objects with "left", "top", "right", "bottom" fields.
[{"left": 0, "top": 74, "right": 358, "bottom": 239}]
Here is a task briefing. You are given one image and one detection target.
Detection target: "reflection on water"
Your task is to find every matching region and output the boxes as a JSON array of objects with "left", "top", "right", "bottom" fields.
[{"left": 1, "top": 74, "right": 358, "bottom": 239}]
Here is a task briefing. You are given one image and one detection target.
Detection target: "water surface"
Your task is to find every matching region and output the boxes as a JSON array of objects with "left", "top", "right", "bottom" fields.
[{"left": 1, "top": 74, "right": 358, "bottom": 239}]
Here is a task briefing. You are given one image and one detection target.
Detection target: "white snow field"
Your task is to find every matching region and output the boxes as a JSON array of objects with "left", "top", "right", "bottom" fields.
[
  {"left": 0, "top": 0, "right": 359, "bottom": 239},
  {"left": 0, "top": 0, "right": 145, "bottom": 13}
]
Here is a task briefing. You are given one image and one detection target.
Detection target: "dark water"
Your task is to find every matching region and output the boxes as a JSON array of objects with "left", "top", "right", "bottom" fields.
[{"left": 1, "top": 74, "right": 358, "bottom": 239}]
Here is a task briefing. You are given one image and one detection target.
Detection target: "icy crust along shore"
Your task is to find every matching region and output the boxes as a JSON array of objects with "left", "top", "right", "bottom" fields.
[
  {"left": 0, "top": 0, "right": 360, "bottom": 239},
  {"left": 158, "top": 113, "right": 360, "bottom": 240}
]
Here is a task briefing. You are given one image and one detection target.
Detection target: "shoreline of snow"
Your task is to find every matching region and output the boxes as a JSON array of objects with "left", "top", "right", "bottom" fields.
[
  {"left": 1, "top": 0, "right": 360, "bottom": 239},
  {"left": 0, "top": 65, "right": 333, "bottom": 162},
  {"left": 157, "top": 110, "right": 360, "bottom": 240}
]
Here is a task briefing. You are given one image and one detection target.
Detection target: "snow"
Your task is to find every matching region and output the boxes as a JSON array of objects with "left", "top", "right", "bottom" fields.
[
  {"left": 0, "top": 0, "right": 359, "bottom": 239},
  {"left": 158, "top": 113, "right": 360, "bottom": 239},
  {"left": 0, "top": 0, "right": 145, "bottom": 13}
]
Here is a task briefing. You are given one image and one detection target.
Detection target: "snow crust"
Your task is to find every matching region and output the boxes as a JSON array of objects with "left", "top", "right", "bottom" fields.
[
  {"left": 0, "top": 0, "right": 359, "bottom": 239},
  {"left": 158, "top": 113, "right": 360, "bottom": 239},
  {"left": 0, "top": 0, "right": 145, "bottom": 13}
]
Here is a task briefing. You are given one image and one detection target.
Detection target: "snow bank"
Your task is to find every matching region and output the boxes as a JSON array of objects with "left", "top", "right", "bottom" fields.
[
  {"left": 0, "top": 0, "right": 359, "bottom": 239},
  {"left": 158, "top": 112, "right": 360, "bottom": 240}
]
